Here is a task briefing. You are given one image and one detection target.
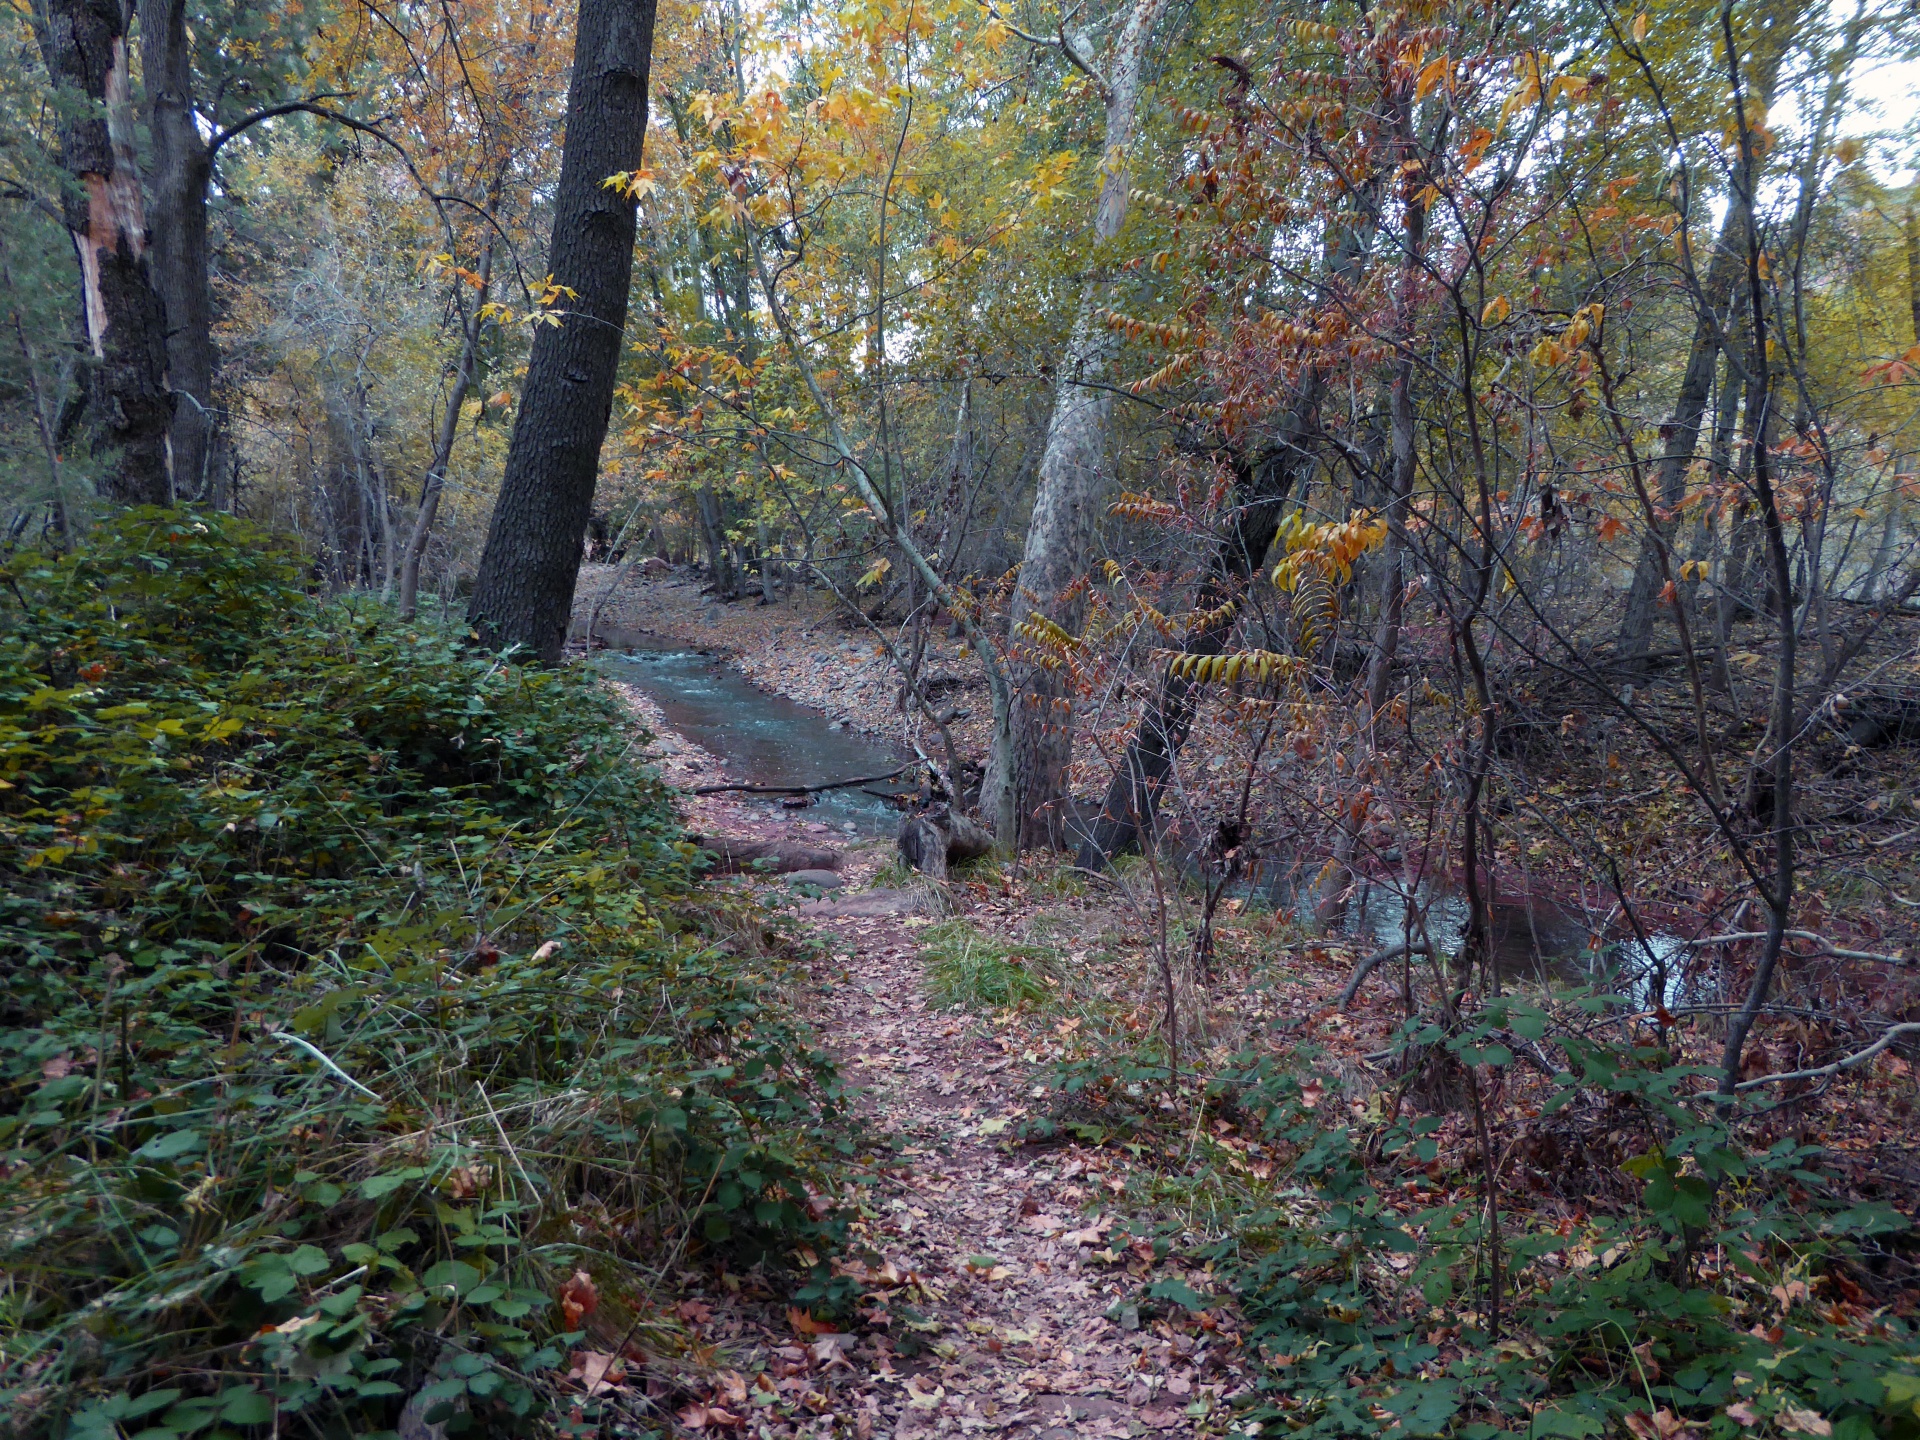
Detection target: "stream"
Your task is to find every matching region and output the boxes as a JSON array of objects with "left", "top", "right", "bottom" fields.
[
  {"left": 598, "top": 626, "right": 1704, "bottom": 1002},
  {"left": 594, "top": 628, "right": 915, "bottom": 836}
]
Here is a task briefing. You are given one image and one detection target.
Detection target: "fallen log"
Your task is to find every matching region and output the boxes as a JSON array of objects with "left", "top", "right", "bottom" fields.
[
  {"left": 1338, "top": 942, "right": 1434, "bottom": 1008},
  {"left": 897, "top": 803, "right": 993, "bottom": 882},
  {"left": 689, "top": 834, "right": 843, "bottom": 875},
  {"left": 692, "top": 762, "right": 914, "bottom": 796}
]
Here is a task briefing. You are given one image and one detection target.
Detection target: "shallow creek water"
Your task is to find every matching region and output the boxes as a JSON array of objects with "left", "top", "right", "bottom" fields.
[{"left": 594, "top": 629, "right": 913, "bottom": 836}]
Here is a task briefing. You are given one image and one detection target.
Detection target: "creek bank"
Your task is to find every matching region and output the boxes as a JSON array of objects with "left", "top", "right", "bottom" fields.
[{"left": 576, "top": 563, "right": 994, "bottom": 761}]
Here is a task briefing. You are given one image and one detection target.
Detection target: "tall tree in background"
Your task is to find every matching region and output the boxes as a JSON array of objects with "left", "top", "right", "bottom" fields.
[
  {"left": 985, "top": 0, "right": 1170, "bottom": 846},
  {"left": 138, "top": 0, "right": 218, "bottom": 503},
  {"left": 467, "top": 0, "right": 658, "bottom": 660},
  {"left": 34, "top": 0, "right": 172, "bottom": 505}
]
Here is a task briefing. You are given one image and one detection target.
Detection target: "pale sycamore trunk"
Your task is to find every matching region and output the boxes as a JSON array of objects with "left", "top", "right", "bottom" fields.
[{"left": 985, "top": 0, "right": 1170, "bottom": 848}]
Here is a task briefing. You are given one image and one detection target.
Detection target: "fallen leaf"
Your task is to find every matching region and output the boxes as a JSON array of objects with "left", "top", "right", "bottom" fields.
[
  {"left": 558, "top": 1270, "right": 599, "bottom": 1328},
  {"left": 788, "top": 1306, "right": 826, "bottom": 1336},
  {"left": 1063, "top": 1216, "right": 1111, "bottom": 1246},
  {"left": 568, "top": 1349, "right": 627, "bottom": 1395},
  {"left": 1781, "top": 1411, "right": 1831, "bottom": 1438}
]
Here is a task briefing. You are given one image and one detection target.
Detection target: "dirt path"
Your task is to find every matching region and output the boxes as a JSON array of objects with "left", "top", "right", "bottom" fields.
[
  {"left": 607, "top": 679, "right": 1244, "bottom": 1437},
  {"left": 802, "top": 899, "right": 1242, "bottom": 1440}
]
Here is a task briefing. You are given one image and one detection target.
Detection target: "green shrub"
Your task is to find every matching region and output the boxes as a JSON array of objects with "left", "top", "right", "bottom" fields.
[
  {"left": 1200, "top": 1008, "right": 1919, "bottom": 1440},
  {"left": 920, "top": 920, "right": 1057, "bottom": 1012},
  {"left": 0, "top": 512, "right": 859, "bottom": 1438}
]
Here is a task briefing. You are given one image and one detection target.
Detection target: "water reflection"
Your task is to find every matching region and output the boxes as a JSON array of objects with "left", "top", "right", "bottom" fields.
[{"left": 1227, "top": 858, "right": 1705, "bottom": 1006}]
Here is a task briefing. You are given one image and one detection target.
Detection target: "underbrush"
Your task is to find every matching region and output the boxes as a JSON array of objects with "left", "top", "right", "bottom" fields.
[
  {"left": 0, "top": 513, "right": 860, "bottom": 1438},
  {"left": 1199, "top": 1016, "right": 1920, "bottom": 1440},
  {"left": 975, "top": 906, "right": 1919, "bottom": 1439}
]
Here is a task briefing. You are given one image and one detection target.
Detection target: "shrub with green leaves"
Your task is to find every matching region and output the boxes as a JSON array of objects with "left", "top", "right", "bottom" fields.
[
  {"left": 1199, "top": 999, "right": 1919, "bottom": 1440},
  {"left": 0, "top": 512, "right": 860, "bottom": 1438}
]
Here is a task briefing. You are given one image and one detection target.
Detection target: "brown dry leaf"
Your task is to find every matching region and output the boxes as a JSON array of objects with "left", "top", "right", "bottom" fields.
[
  {"left": 1624, "top": 1408, "right": 1698, "bottom": 1440},
  {"left": 558, "top": 1270, "right": 599, "bottom": 1328},
  {"left": 1725, "top": 1403, "right": 1761, "bottom": 1427},
  {"left": 1780, "top": 1410, "right": 1832, "bottom": 1438},
  {"left": 676, "top": 1297, "right": 713, "bottom": 1325},
  {"left": 811, "top": 1333, "right": 856, "bottom": 1366},
  {"left": 1063, "top": 1216, "right": 1111, "bottom": 1246},
  {"left": 567, "top": 1349, "right": 627, "bottom": 1395},
  {"left": 788, "top": 1306, "right": 826, "bottom": 1336},
  {"left": 905, "top": 1376, "right": 946, "bottom": 1410},
  {"left": 715, "top": 1370, "right": 749, "bottom": 1403}
]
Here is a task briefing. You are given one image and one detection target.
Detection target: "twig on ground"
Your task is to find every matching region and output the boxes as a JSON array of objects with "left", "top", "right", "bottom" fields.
[{"left": 1735, "top": 1022, "right": 1920, "bottom": 1090}]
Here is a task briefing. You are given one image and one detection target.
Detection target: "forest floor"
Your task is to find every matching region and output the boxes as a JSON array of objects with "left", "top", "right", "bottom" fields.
[
  {"left": 578, "top": 565, "right": 1920, "bottom": 1437},
  {"left": 604, "top": 677, "right": 1264, "bottom": 1438}
]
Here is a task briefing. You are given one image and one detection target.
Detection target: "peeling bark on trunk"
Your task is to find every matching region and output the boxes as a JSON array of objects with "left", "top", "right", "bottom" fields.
[
  {"left": 139, "top": 0, "right": 222, "bottom": 503},
  {"left": 467, "top": 0, "right": 657, "bottom": 661},
  {"left": 987, "top": 0, "right": 1169, "bottom": 848},
  {"left": 37, "top": 0, "right": 173, "bottom": 506}
]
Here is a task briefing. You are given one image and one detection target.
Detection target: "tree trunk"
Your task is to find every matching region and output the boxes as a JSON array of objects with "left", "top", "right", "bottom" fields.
[
  {"left": 1072, "top": 438, "right": 1308, "bottom": 867},
  {"left": 1617, "top": 40, "right": 1791, "bottom": 662},
  {"left": 466, "top": 0, "right": 657, "bottom": 661},
  {"left": 1616, "top": 207, "right": 1746, "bottom": 661},
  {"left": 138, "top": 0, "right": 222, "bottom": 504},
  {"left": 987, "top": 0, "right": 1170, "bottom": 848},
  {"left": 1363, "top": 104, "right": 1430, "bottom": 721},
  {"left": 697, "top": 483, "right": 734, "bottom": 595},
  {"left": 399, "top": 242, "right": 493, "bottom": 621},
  {"left": 36, "top": 0, "right": 173, "bottom": 506}
]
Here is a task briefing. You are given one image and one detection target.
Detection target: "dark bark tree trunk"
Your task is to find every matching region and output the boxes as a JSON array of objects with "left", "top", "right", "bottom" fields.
[
  {"left": 1073, "top": 429, "right": 1311, "bottom": 867},
  {"left": 1617, "top": 39, "right": 1791, "bottom": 662},
  {"left": 466, "top": 0, "right": 657, "bottom": 660},
  {"left": 138, "top": 0, "right": 222, "bottom": 504},
  {"left": 36, "top": 0, "right": 173, "bottom": 506}
]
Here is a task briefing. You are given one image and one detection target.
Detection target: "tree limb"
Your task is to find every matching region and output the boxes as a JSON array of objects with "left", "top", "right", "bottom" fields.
[{"left": 1734, "top": 1022, "right": 1920, "bottom": 1091}]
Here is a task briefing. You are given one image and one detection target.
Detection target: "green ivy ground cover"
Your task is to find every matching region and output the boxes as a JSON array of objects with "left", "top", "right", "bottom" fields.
[{"left": 0, "top": 513, "right": 861, "bottom": 1438}]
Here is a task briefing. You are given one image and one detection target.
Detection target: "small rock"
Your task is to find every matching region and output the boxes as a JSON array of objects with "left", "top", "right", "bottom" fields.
[{"left": 785, "top": 869, "right": 845, "bottom": 890}]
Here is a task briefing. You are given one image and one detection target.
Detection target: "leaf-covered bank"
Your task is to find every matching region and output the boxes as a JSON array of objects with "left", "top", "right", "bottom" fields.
[{"left": 0, "top": 513, "right": 860, "bottom": 1438}]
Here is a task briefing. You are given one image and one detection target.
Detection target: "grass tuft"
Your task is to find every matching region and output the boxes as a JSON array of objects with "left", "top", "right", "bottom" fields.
[{"left": 920, "top": 920, "right": 1058, "bottom": 1011}]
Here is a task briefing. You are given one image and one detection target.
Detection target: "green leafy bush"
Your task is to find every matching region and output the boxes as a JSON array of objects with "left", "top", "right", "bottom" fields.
[
  {"left": 1201, "top": 1003, "right": 1919, "bottom": 1440},
  {"left": 0, "top": 512, "right": 859, "bottom": 1438}
]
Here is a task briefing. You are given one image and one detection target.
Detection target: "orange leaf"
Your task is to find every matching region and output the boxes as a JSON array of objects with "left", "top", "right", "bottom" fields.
[
  {"left": 558, "top": 1270, "right": 599, "bottom": 1328},
  {"left": 788, "top": 1306, "right": 826, "bottom": 1336}
]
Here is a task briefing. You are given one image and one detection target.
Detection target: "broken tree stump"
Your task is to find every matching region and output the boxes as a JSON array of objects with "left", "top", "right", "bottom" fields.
[{"left": 897, "top": 803, "right": 993, "bottom": 882}]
